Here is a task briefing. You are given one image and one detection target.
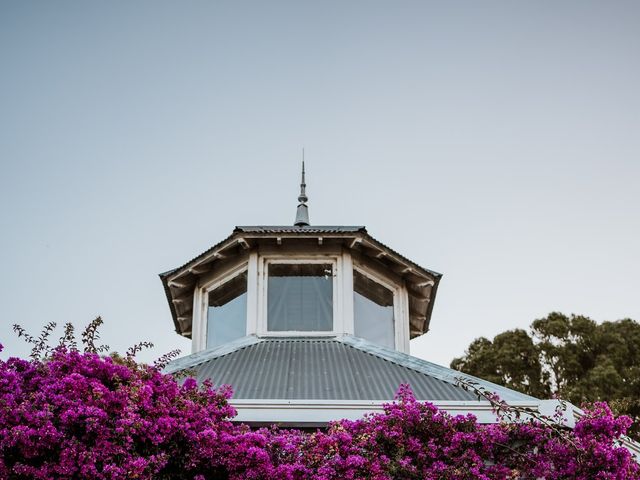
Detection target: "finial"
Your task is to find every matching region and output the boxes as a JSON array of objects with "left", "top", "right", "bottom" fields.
[{"left": 294, "top": 151, "right": 310, "bottom": 227}]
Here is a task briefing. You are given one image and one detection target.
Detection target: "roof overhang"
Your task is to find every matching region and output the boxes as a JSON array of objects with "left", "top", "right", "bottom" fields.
[
  {"left": 230, "top": 398, "right": 577, "bottom": 428},
  {"left": 159, "top": 226, "right": 442, "bottom": 339}
]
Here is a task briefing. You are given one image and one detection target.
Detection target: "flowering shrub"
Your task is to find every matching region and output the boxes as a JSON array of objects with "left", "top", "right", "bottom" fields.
[
  {"left": 0, "top": 344, "right": 236, "bottom": 479},
  {"left": 1, "top": 343, "right": 638, "bottom": 479}
]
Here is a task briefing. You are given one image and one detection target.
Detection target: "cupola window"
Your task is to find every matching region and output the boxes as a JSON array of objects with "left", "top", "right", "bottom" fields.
[
  {"left": 353, "top": 269, "right": 395, "bottom": 348},
  {"left": 267, "top": 263, "right": 333, "bottom": 332},
  {"left": 206, "top": 271, "right": 248, "bottom": 348}
]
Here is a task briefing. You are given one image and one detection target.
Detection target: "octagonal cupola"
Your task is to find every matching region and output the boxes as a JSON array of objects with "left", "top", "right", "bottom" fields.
[{"left": 160, "top": 164, "right": 441, "bottom": 354}]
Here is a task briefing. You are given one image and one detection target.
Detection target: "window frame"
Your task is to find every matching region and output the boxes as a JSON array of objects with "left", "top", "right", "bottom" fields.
[
  {"left": 352, "top": 264, "right": 409, "bottom": 352},
  {"left": 192, "top": 261, "right": 249, "bottom": 352},
  {"left": 190, "top": 250, "right": 411, "bottom": 354},
  {"left": 257, "top": 255, "right": 342, "bottom": 337}
]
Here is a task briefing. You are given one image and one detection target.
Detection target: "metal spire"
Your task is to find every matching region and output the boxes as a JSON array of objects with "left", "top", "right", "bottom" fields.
[{"left": 294, "top": 151, "right": 310, "bottom": 227}]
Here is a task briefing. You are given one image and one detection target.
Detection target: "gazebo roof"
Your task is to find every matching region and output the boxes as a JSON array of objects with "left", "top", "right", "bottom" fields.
[{"left": 165, "top": 334, "right": 536, "bottom": 403}]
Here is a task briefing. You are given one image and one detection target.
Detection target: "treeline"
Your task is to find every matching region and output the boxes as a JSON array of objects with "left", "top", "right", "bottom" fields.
[{"left": 452, "top": 312, "right": 640, "bottom": 438}]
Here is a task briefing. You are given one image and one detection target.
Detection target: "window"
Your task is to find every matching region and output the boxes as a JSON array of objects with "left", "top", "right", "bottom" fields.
[
  {"left": 353, "top": 269, "right": 395, "bottom": 348},
  {"left": 206, "top": 271, "right": 247, "bottom": 348},
  {"left": 267, "top": 263, "right": 333, "bottom": 332}
]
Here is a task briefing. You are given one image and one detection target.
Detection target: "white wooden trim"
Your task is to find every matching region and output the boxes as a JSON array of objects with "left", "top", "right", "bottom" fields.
[
  {"left": 191, "top": 284, "right": 204, "bottom": 353},
  {"left": 200, "top": 261, "right": 248, "bottom": 292},
  {"left": 397, "top": 284, "right": 410, "bottom": 353},
  {"left": 352, "top": 262, "right": 399, "bottom": 294},
  {"left": 230, "top": 399, "right": 570, "bottom": 426},
  {"left": 352, "top": 264, "right": 409, "bottom": 353},
  {"left": 257, "top": 255, "right": 341, "bottom": 337},
  {"left": 257, "top": 253, "right": 266, "bottom": 337},
  {"left": 334, "top": 254, "right": 344, "bottom": 335},
  {"left": 341, "top": 251, "right": 355, "bottom": 335},
  {"left": 190, "top": 250, "right": 412, "bottom": 353},
  {"left": 246, "top": 253, "right": 259, "bottom": 336},
  {"left": 258, "top": 331, "right": 339, "bottom": 337},
  {"left": 192, "top": 262, "right": 249, "bottom": 353}
]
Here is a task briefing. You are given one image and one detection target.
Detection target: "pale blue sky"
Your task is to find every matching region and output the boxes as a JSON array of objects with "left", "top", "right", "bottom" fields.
[{"left": 1, "top": 1, "right": 639, "bottom": 366}]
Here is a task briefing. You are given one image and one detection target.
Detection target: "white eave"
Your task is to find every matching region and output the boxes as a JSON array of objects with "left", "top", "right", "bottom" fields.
[{"left": 159, "top": 226, "right": 442, "bottom": 339}]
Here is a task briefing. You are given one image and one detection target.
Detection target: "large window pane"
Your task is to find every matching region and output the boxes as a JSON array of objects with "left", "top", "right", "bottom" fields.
[
  {"left": 206, "top": 272, "right": 247, "bottom": 348},
  {"left": 353, "top": 270, "right": 395, "bottom": 348},
  {"left": 268, "top": 263, "right": 333, "bottom": 331}
]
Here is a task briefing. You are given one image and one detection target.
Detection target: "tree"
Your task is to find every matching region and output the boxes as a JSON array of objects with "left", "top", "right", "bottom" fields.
[
  {"left": 452, "top": 312, "right": 640, "bottom": 439},
  {"left": 450, "top": 329, "right": 550, "bottom": 398}
]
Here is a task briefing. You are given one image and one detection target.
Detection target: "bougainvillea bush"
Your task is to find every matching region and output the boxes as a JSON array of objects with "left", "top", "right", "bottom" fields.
[{"left": 1, "top": 340, "right": 638, "bottom": 479}]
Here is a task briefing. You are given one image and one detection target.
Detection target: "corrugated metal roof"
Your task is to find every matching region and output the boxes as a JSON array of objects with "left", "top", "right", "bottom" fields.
[
  {"left": 171, "top": 337, "right": 479, "bottom": 401},
  {"left": 235, "top": 226, "right": 366, "bottom": 234},
  {"left": 340, "top": 336, "right": 536, "bottom": 402}
]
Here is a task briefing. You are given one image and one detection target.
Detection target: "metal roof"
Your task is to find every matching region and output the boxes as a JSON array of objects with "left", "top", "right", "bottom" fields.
[
  {"left": 234, "top": 226, "right": 366, "bottom": 234},
  {"left": 165, "top": 336, "right": 536, "bottom": 402},
  {"left": 340, "top": 336, "right": 536, "bottom": 402}
]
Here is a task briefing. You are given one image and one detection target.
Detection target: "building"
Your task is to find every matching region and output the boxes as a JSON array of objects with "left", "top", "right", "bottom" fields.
[{"left": 160, "top": 164, "right": 571, "bottom": 428}]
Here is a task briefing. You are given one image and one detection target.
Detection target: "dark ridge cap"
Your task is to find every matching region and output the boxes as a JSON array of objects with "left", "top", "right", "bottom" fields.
[{"left": 234, "top": 225, "right": 367, "bottom": 232}]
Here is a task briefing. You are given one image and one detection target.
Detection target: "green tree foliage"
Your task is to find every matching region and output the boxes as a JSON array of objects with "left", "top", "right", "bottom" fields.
[{"left": 451, "top": 312, "right": 640, "bottom": 439}]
